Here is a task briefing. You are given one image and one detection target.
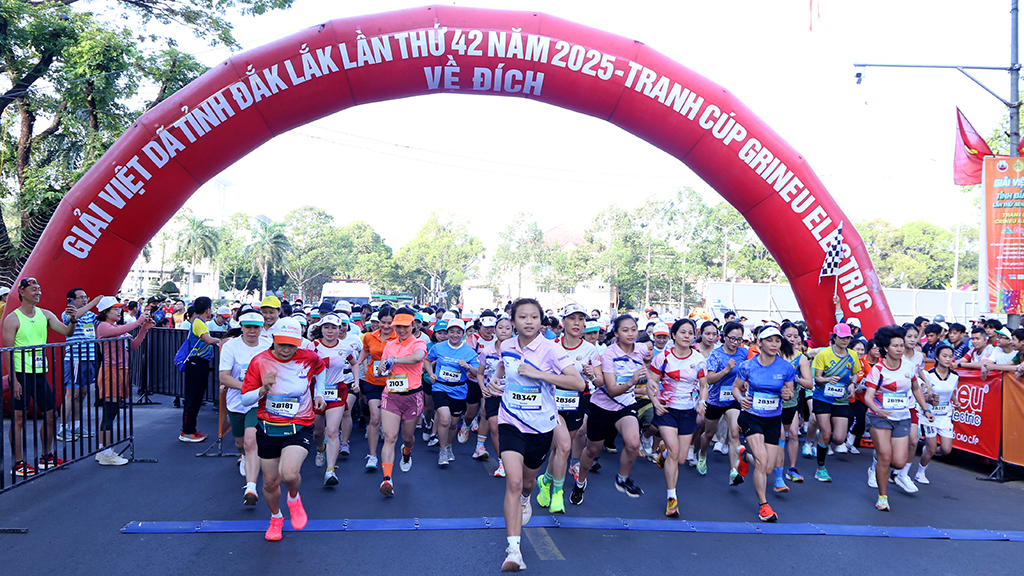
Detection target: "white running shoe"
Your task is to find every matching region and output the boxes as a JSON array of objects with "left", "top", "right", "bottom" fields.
[
  {"left": 97, "top": 451, "right": 128, "bottom": 466},
  {"left": 501, "top": 548, "right": 526, "bottom": 572},
  {"left": 238, "top": 454, "right": 246, "bottom": 476},
  {"left": 894, "top": 474, "right": 919, "bottom": 493},
  {"left": 438, "top": 449, "right": 450, "bottom": 467},
  {"left": 446, "top": 445, "right": 456, "bottom": 462},
  {"left": 365, "top": 454, "right": 379, "bottom": 471},
  {"left": 848, "top": 444, "right": 861, "bottom": 455},
  {"left": 867, "top": 468, "right": 877, "bottom": 488},
  {"left": 834, "top": 443, "right": 848, "bottom": 454},
  {"left": 494, "top": 459, "right": 506, "bottom": 478},
  {"left": 915, "top": 471, "right": 930, "bottom": 485},
  {"left": 521, "top": 496, "right": 533, "bottom": 525},
  {"left": 714, "top": 441, "right": 728, "bottom": 455},
  {"left": 400, "top": 450, "right": 413, "bottom": 473},
  {"left": 315, "top": 448, "right": 326, "bottom": 468},
  {"left": 640, "top": 435, "right": 654, "bottom": 457}
]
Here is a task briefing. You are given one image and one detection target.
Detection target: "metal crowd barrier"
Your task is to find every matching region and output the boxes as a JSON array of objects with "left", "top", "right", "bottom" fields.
[
  {"left": 140, "top": 327, "right": 225, "bottom": 407},
  {"left": 1, "top": 336, "right": 150, "bottom": 492}
]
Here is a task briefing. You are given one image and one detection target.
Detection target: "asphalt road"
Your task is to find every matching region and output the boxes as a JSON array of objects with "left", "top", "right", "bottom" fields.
[{"left": 2, "top": 399, "right": 1023, "bottom": 575}]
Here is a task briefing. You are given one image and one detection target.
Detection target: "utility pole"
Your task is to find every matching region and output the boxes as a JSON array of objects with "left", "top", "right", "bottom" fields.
[{"left": 855, "top": 0, "right": 1021, "bottom": 328}]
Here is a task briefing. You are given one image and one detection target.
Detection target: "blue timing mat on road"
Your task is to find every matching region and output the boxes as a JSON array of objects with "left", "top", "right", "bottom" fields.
[{"left": 121, "top": 517, "right": 1022, "bottom": 541}]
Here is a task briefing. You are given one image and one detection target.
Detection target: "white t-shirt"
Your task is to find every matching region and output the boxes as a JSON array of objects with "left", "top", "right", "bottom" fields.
[
  {"left": 220, "top": 335, "right": 272, "bottom": 414},
  {"left": 988, "top": 347, "right": 1017, "bottom": 365}
]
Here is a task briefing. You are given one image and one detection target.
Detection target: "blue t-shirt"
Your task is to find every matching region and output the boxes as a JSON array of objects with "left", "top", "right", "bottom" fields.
[
  {"left": 706, "top": 346, "right": 748, "bottom": 407},
  {"left": 63, "top": 311, "right": 98, "bottom": 361},
  {"left": 427, "top": 341, "right": 480, "bottom": 400},
  {"left": 736, "top": 355, "right": 796, "bottom": 418}
]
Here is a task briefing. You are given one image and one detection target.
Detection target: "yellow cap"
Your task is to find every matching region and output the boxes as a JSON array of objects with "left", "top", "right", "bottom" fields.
[{"left": 261, "top": 296, "right": 281, "bottom": 309}]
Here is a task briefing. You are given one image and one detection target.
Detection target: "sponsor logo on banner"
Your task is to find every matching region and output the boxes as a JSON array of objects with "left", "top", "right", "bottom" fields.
[{"left": 952, "top": 371, "right": 1002, "bottom": 460}]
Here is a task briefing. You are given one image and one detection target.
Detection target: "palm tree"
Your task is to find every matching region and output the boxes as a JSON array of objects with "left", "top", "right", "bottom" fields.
[
  {"left": 178, "top": 215, "right": 219, "bottom": 298},
  {"left": 248, "top": 219, "right": 291, "bottom": 298}
]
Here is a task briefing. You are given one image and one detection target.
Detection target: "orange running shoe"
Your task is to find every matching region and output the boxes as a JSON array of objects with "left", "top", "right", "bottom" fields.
[
  {"left": 737, "top": 446, "right": 750, "bottom": 477},
  {"left": 265, "top": 516, "right": 284, "bottom": 541},
  {"left": 758, "top": 503, "right": 778, "bottom": 523},
  {"left": 287, "top": 493, "right": 308, "bottom": 530}
]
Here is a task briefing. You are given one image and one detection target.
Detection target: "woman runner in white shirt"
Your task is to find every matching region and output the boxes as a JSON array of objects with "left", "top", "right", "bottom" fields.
[{"left": 916, "top": 344, "right": 960, "bottom": 485}]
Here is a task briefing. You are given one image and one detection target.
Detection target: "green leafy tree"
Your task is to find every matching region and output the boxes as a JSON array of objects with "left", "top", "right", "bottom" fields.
[
  {"left": 248, "top": 218, "right": 290, "bottom": 298},
  {"left": 397, "top": 214, "right": 484, "bottom": 307},
  {"left": 174, "top": 210, "right": 219, "bottom": 297},
  {"left": 335, "top": 221, "right": 398, "bottom": 293},
  {"left": 282, "top": 206, "right": 345, "bottom": 301},
  {"left": 491, "top": 213, "right": 549, "bottom": 298},
  {"left": 216, "top": 212, "right": 256, "bottom": 294}
]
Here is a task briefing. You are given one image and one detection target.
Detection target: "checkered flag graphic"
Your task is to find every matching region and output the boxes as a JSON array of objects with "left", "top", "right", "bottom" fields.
[{"left": 818, "top": 222, "right": 844, "bottom": 282}]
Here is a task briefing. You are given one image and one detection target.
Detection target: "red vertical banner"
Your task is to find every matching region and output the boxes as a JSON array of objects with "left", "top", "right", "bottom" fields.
[
  {"left": 1001, "top": 374, "right": 1024, "bottom": 467},
  {"left": 985, "top": 156, "right": 1024, "bottom": 313},
  {"left": 952, "top": 369, "right": 1002, "bottom": 460}
]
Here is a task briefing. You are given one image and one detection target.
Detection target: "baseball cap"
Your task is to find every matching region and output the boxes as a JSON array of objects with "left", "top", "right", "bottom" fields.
[
  {"left": 442, "top": 311, "right": 458, "bottom": 321},
  {"left": 334, "top": 300, "right": 352, "bottom": 313},
  {"left": 216, "top": 306, "right": 231, "bottom": 317},
  {"left": 652, "top": 322, "right": 670, "bottom": 336},
  {"left": 370, "top": 312, "right": 379, "bottom": 322},
  {"left": 352, "top": 312, "right": 362, "bottom": 322},
  {"left": 261, "top": 296, "right": 281, "bottom": 309},
  {"left": 938, "top": 322, "right": 949, "bottom": 331},
  {"left": 295, "top": 314, "right": 307, "bottom": 326},
  {"left": 336, "top": 313, "right": 351, "bottom": 324},
  {"left": 480, "top": 316, "right": 497, "bottom": 327},
  {"left": 585, "top": 320, "right": 600, "bottom": 333},
  {"left": 758, "top": 326, "right": 782, "bottom": 340},
  {"left": 310, "top": 310, "right": 320, "bottom": 319},
  {"left": 239, "top": 312, "right": 264, "bottom": 326},
  {"left": 435, "top": 320, "right": 449, "bottom": 331},
  {"left": 0, "top": 287, "right": 10, "bottom": 298},
  {"left": 561, "top": 303, "right": 588, "bottom": 318},
  {"left": 392, "top": 312, "right": 415, "bottom": 327},
  {"left": 96, "top": 296, "right": 124, "bottom": 313},
  {"left": 832, "top": 323, "right": 853, "bottom": 338},
  {"left": 273, "top": 317, "right": 303, "bottom": 346},
  {"left": 447, "top": 319, "right": 466, "bottom": 331},
  {"left": 847, "top": 317, "right": 861, "bottom": 328}
]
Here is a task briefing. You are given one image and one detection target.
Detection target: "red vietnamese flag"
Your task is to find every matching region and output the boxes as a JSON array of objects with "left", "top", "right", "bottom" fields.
[{"left": 954, "top": 107, "right": 994, "bottom": 185}]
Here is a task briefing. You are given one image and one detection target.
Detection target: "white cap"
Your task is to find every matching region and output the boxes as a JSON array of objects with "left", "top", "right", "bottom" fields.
[
  {"left": 480, "top": 315, "right": 497, "bottom": 327},
  {"left": 442, "top": 311, "right": 458, "bottom": 321},
  {"left": 447, "top": 319, "right": 466, "bottom": 331},
  {"left": 320, "top": 313, "right": 342, "bottom": 326},
  {"left": 652, "top": 322, "right": 670, "bottom": 336},
  {"left": 273, "top": 317, "right": 303, "bottom": 346},
  {"left": 561, "top": 303, "right": 588, "bottom": 318},
  {"left": 216, "top": 306, "right": 231, "bottom": 317},
  {"left": 239, "top": 312, "right": 264, "bottom": 326},
  {"left": 938, "top": 322, "right": 950, "bottom": 331},
  {"left": 759, "top": 326, "right": 782, "bottom": 340},
  {"left": 847, "top": 317, "right": 862, "bottom": 328},
  {"left": 370, "top": 312, "right": 379, "bottom": 322},
  {"left": 334, "top": 300, "right": 352, "bottom": 313},
  {"left": 0, "top": 287, "right": 10, "bottom": 297},
  {"left": 96, "top": 296, "right": 124, "bottom": 313}
]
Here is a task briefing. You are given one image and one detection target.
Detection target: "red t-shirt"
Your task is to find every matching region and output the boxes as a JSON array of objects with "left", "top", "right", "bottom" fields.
[{"left": 241, "top": 349, "right": 325, "bottom": 426}]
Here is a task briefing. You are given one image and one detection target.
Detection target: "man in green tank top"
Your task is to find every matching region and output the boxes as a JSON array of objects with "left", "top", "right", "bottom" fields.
[{"left": 3, "top": 277, "right": 77, "bottom": 477}]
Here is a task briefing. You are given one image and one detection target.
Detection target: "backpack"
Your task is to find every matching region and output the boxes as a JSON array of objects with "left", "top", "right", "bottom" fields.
[{"left": 174, "top": 330, "right": 201, "bottom": 372}]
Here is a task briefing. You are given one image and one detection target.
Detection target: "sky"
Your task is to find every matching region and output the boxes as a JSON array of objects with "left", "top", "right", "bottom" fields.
[{"left": 127, "top": 0, "right": 1012, "bottom": 254}]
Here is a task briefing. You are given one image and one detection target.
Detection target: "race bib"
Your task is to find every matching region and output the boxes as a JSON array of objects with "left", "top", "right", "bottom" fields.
[
  {"left": 882, "top": 392, "right": 907, "bottom": 411},
  {"left": 508, "top": 381, "right": 542, "bottom": 411},
  {"left": 266, "top": 394, "right": 300, "bottom": 418},
  {"left": 33, "top": 354, "right": 45, "bottom": 371},
  {"left": 386, "top": 374, "right": 409, "bottom": 393},
  {"left": 556, "top": 389, "right": 580, "bottom": 411},
  {"left": 932, "top": 401, "right": 951, "bottom": 416},
  {"left": 752, "top": 392, "right": 779, "bottom": 412},
  {"left": 239, "top": 363, "right": 250, "bottom": 382},
  {"left": 322, "top": 383, "right": 339, "bottom": 402},
  {"left": 82, "top": 324, "right": 96, "bottom": 339},
  {"left": 719, "top": 387, "right": 734, "bottom": 402},
  {"left": 824, "top": 383, "right": 846, "bottom": 398},
  {"left": 438, "top": 366, "right": 462, "bottom": 383}
]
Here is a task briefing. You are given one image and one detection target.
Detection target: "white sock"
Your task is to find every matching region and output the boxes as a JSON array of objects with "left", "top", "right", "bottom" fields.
[
  {"left": 899, "top": 464, "right": 911, "bottom": 478},
  {"left": 918, "top": 463, "right": 928, "bottom": 474},
  {"left": 271, "top": 511, "right": 283, "bottom": 519},
  {"left": 667, "top": 488, "right": 677, "bottom": 499},
  {"left": 507, "top": 536, "right": 521, "bottom": 552},
  {"left": 869, "top": 457, "right": 877, "bottom": 474},
  {"left": 246, "top": 482, "right": 256, "bottom": 492}
]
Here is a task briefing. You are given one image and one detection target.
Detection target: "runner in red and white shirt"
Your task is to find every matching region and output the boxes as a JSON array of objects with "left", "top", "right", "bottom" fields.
[
  {"left": 305, "top": 314, "right": 356, "bottom": 487},
  {"left": 241, "top": 317, "right": 326, "bottom": 541},
  {"left": 648, "top": 318, "right": 708, "bottom": 517}
]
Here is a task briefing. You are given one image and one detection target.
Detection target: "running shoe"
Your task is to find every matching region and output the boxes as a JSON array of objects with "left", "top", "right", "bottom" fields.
[
  {"left": 244, "top": 486, "right": 259, "bottom": 505},
  {"left": 471, "top": 414, "right": 480, "bottom": 432},
  {"left": 501, "top": 548, "right": 526, "bottom": 572},
  {"left": 729, "top": 469, "right": 744, "bottom": 486},
  {"left": 666, "top": 497, "right": 680, "bottom": 518},
  {"left": 827, "top": 445, "right": 834, "bottom": 455},
  {"left": 894, "top": 474, "right": 919, "bottom": 493},
  {"left": 324, "top": 468, "right": 339, "bottom": 487},
  {"left": 446, "top": 445, "right": 456, "bottom": 462},
  {"left": 687, "top": 447, "right": 698, "bottom": 467},
  {"left": 315, "top": 447, "right": 326, "bottom": 468},
  {"left": 265, "top": 516, "right": 284, "bottom": 541},
  {"left": 536, "top": 474, "right": 552, "bottom": 508},
  {"left": 13, "top": 461, "right": 35, "bottom": 477},
  {"left": 380, "top": 477, "right": 394, "bottom": 497},
  {"left": 915, "top": 470, "right": 930, "bottom": 485},
  {"left": 876, "top": 495, "right": 890, "bottom": 511},
  {"left": 521, "top": 496, "right": 533, "bottom": 525},
  {"left": 339, "top": 442, "right": 351, "bottom": 456},
  {"left": 401, "top": 450, "right": 413, "bottom": 472},
  {"left": 472, "top": 445, "right": 489, "bottom": 460},
  {"left": 786, "top": 467, "right": 804, "bottom": 482},
  {"left": 801, "top": 442, "right": 813, "bottom": 458},
  {"left": 834, "top": 443, "right": 848, "bottom": 454},
  {"left": 758, "top": 503, "right": 778, "bottom": 522},
  {"left": 549, "top": 487, "right": 565, "bottom": 514},
  {"left": 697, "top": 454, "right": 707, "bottom": 476},
  {"left": 656, "top": 450, "right": 666, "bottom": 469},
  {"left": 774, "top": 478, "right": 789, "bottom": 493},
  {"left": 867, "top": 468, "right": 878, "bottom": 488},
  {"left": 179, "top": 430, "right": 207, "bottom": 443},
  {"left": 590, "top": 458, "right": 602, "bottom": 472},
  {"left": 737, "top": 446, "right": 750, "bottom": 477},
  {"left": 569, "top": 479, "right": 586, "bottom": 505},
  {"left": 615, "top": 476, "right": 643, "bottom": 498},
  {"left": 74, "top": 426, "right": 93, "bottom": 439},
  {"left": 494, "top": 459, "right": 506, "bottom": 478},
  {"left": 57, "top": 426, "right": 76, "bottom": 442},
  {"left": 38, "top": 453, "right": 66, "bottom": 469},
  {"left": 287, "top": 493, "right": 308, "bottom": 530},
  {"left": 640, "top": 435, "right": 654, "bottom": 457},
  {"left": 457, "top": 423, "right": 470, "bottom": 444},
  {"left": 438, "top": 449, "right": 449, "bottom": 467},
  {"left": 569, "top": 461, "right": 580, "bottom": 481},
  {"left": 422, "top": 429, "right": 431, "bottom": 442},
  {"left": 238, "top": 455, "right": 246, "bottom": 477},
  {"left": 714, "top": 441, "right": 728, "bottom": 455},
  {"left": 427, "top": 434, "right": 439, "bottom": 447},
  {"left": 96, "top": 451, "right": 128, "bottom": 466},
  {"left": 815, "top": 468, "right": 833, "bottom": 483},
  {"left": 847, "top": 444, "right": 861, "bottom": 455},
  {"left": 365, "top": 454, "right": 378, "bottom": 472}
]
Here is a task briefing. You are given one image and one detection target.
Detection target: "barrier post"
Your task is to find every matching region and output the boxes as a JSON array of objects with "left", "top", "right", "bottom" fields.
[{"left": 197, "top": 386, "right": 238, "bottom": 458}]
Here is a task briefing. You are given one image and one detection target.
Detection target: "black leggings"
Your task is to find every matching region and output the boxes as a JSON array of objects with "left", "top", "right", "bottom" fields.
[
  {"left": 100, "top": 401, "right": 119, "bottom": 432},
  {"left": 849, "top": 401, "right": 867, "bottom": 447}
]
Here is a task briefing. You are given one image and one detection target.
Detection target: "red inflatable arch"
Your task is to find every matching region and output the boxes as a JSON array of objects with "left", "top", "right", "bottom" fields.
[{"left": 18, "top": 5, "right": 893, "bottom": 341}]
